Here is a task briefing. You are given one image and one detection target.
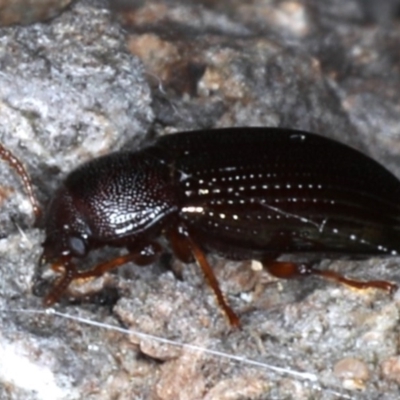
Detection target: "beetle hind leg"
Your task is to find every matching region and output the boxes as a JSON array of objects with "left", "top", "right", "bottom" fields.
[
  {"left": 311, "top": 267, "right": 398, "bottom": 293},
  {"left": 262, "top": 260, "right": 398, "bottom": 293}
]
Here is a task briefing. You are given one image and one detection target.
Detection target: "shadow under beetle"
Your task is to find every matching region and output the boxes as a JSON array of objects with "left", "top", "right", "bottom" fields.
[{"left": 1, "top": 127, "right": 399, "bottom": 327}]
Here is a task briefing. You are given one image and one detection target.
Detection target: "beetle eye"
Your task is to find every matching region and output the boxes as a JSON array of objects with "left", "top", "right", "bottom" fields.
[{"left": 68, "top": 236, "right": 87, "bottom": 257}]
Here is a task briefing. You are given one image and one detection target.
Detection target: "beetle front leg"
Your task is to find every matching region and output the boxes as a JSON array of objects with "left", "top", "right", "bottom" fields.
[
  {"left": 69, "top": 241, "right": 163, "bottom": 280},
  {"left": 42, "top": 258, "right": 77, "bottom": 306},
  {"left": 42, "top": 241, "right": 163, "bottom": 306}
]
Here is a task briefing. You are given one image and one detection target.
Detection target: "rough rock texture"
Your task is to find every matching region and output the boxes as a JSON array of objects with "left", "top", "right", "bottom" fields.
[
  {"left": 0, "top": 0, "right": 153, "bottom": 236},
  {"left": 0, "top": 0, "right": 73, "bottom": 26},
  {"left": 1, "top": 0, "right": 400, "bottom": 399},
  {"left": 0, "top": 1, "right": 154, "bottom": 399}
]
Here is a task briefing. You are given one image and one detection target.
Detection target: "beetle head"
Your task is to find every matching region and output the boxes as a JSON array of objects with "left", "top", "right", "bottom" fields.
[{"left": 40, "top": 184, "right": 91, "bottom": 265}]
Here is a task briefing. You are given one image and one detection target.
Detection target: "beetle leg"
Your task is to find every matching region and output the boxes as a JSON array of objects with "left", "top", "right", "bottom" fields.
[
  {"left": 43, "top": 253, "right": 140, "bottom": 306},
  {"left": 43, "top": 259, "right": 77, "bottom": 306},
  {"left": 43, "top": 242, "right": 163, "bottom": 306},
  {"left": 72, "top": 253, "right": 145, "bottom": 280},
  {"left": 62, "top": 240, "right": 163, "bottom": 279},
  {"left": 263, "top": 260, "right": 398, "bottom": 293},
  {"left": 166, "top": 227, "right": 194, "bottom": 263},
  {"left": 168, "top": 226, "right": 241, "bottom": 328},
  {"left": 165, "top": 228, "right": 196, "bottom": 280},
  {"left": 262, "top": 260, "right": 310, "bottom": 279},
  {"left": 186, "top": 237, "right": 241, "bottom": 328},
  {"left": 310, "top": 268, "right": 398, "bottom": 293}
]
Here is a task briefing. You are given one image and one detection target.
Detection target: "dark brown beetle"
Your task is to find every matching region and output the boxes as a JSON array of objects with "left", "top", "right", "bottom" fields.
[{"left": 1, "top": 128, "right": 399, "bottom": 327}]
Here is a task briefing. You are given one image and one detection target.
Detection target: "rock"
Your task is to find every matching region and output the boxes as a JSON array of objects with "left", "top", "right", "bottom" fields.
[
  {"left": 0, "top": 1, "right": 153, "bottom": 399},
  {"left": 0, "top": 0, "right": 73, "bottom": 26}
]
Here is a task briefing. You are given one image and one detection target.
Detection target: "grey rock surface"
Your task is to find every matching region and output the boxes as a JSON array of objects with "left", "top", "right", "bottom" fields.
[
  {"left": 0, "top": 1, "right": 153, "bottom": 398},
  {"left": 1, "top": 0, "right": 400, "bottom": 399},
  {"left": 0, "top": 0, "right": 73, "bottom": 26}
]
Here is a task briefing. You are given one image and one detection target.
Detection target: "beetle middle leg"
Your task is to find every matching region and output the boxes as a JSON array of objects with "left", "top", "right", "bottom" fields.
[
  {"left": 167, "top": 226, "right": 241, "bottom": 328},
  {"left": 263, "top": 260, "right": 398, "bottom": 293}
]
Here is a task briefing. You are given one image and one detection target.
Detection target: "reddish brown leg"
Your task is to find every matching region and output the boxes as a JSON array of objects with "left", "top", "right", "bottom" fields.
[
  {"left": 44, "top": 259, "right": 77, "bottom": 306},
  {"left": 166, "top": 227, "right": 194, "bottom": 263},
  {"left": 311, "top": 268, "right": 398, "bottom": 293},
  {"left": 165, "top": 227, "right": 195, "bottom": 279},
  {"left": 168, "top": 227, "right": 240, "bottom": 328},
  {"left": 263, "top": 260, "right": 398, "bottom": 293},
  {"left": 44, "top": 242, "right": 163, "bottom": 306}
]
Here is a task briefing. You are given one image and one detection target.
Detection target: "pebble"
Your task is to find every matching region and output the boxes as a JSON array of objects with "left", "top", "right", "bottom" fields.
[{"left": 333, "top": 357, "right": 370, "bottom": 390}]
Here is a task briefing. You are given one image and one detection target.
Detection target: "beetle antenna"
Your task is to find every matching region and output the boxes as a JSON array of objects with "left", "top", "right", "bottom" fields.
[{"left": 0, "top": 142, "right": 41, "bottom": 221}]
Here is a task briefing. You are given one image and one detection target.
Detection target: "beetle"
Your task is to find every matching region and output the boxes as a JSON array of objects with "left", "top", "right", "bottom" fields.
[{"left": 1, "top": 127, "right": 399, "bottom": 327}]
